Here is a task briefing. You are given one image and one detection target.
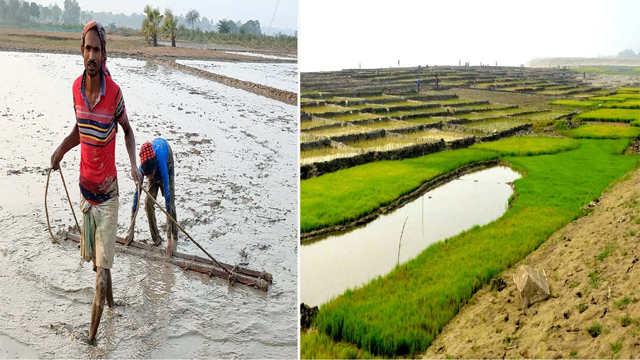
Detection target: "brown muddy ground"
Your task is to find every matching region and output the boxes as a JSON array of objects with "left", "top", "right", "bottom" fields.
[
  {"left": 0, "top": 51, "right": 298, "bottom": 358},
  {"left": 0, "top": 29, "right": 295, "bottom": 62},
  {"left": 424, "top": 168, "right": 640, "bottom": 359}
]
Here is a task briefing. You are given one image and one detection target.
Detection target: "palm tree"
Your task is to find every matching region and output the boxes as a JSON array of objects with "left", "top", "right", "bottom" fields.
[
  {"left": 142, "top": 5, "right": 163, "bottom": 46},
  {"left": 185, "top": 9, "right": 199, "bottom": 30},
  {"left": 217, "top": 19, "right": 231, "bottom": 34},
  {"left": 162, "top": 9, "right": 179, "bottom": 47}
]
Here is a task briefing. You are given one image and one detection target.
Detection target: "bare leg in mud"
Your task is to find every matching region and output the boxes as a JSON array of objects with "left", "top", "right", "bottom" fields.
[{"left": 88, "top": 267, "right": 110, "bottom": 345}]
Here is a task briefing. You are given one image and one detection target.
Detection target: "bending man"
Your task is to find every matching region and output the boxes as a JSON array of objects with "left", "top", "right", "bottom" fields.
[
  {"left": 129, "top": 138, "right": 178, "bottom": 254},
  {"left": 50, "top": 21, "right": 141, "bottom": 345}
]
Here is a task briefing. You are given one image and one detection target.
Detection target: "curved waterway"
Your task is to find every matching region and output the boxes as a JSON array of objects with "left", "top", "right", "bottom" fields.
[{"left": 301, "top": 166, "right": 521, "bottom": 307}]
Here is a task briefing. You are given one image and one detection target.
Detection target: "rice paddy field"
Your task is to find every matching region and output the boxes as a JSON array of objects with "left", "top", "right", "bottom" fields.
[{"left": 300, "top": 66, "right": 640, "bottom": 358}]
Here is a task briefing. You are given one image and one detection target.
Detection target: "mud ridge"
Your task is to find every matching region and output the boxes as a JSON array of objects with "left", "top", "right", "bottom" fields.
[{"left": 148, "top": 56, "right": 297, "bottom": 106}]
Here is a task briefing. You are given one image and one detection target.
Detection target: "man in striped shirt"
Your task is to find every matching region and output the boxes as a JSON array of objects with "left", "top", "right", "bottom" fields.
[{"left": 50, "top": 21, "right": 142, "bottom": 345}]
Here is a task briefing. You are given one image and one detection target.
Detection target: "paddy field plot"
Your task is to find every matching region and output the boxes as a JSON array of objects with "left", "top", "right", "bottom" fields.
[
  {"left": 176, "top": 59, "right": 297, "bottom": 92},
  {"left": 576, "top": 108, "right": 640, "bottom": 123}
]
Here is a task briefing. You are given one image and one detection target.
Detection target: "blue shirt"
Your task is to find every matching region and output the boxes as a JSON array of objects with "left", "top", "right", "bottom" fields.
[{"left": 132, "top": 138, "right": 172, "bottom": 213}]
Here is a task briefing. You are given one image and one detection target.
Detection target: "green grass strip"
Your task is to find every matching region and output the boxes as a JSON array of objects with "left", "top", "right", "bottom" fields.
[
  {"left": 300, "top": 149, "right": 498, "bottom": 233},
  {"left": 576, "top": 109, "right": 640, "bottom": 123},
  {"left": 307, "top": 139, "right": 638, "bottom": 358},
  {"left": 550, "top": 99, "right": 601, "bottom": 108},
  {"left": 302, "top": 331, "right": 379, "bottom": 359},
  {"left": 565, "top": 123, "right": 640, "bottom": 139},
  {"left": 471, "top": 136, "right": 579, "bottom": 156},
  {"left": 603, "top": 100, "right": 640, "bottom": 109}
]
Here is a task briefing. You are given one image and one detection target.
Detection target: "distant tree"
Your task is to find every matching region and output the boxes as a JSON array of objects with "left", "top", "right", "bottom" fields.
[
  {"left": 617, "top": 49, "right": 639, "bottom": 59},
  {"left": 141, "top": 5, "right": 163, "bottom": 46},
  {"left": 40, "top": 4, "right": 52, "bottom": 21},
  {"left": 162, "top": 8, "right": 179, "bottom": 47},
  {"left": 185, "top": 9, "right": 199, "bottom": 30},
  {"left": 62, "top": 0, "right": 80, "bottom": 25},
  {"left": 217, "top": 19, "right": 231, "bottom": 34},
  {"left": 240, "top": 20, "right": 261, "bottom": 36},
  {"left": 50, "top": 3, "right": 61, "bottom": 23},
  {"left": 0, "top": 0, "right": 7, "bottom": 19},
  {"left": 18, "top": 1, "right": 29, "bottom": 24},
  {"left": 29, "top": 1, "right": 39, "bottom": 19}
]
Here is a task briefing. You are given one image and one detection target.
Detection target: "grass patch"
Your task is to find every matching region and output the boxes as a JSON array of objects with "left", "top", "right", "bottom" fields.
[
  {"left": 301, "top": 331, "right": 378, "bottom": 359},
  {"left": 404, "top": 129, "right": 472, "bottom": 142},
  {"left": 550, "top": 99, "right": 601, "bottom": 108},
  {"left": 301, "top": 146, "right": 361, "bottom": 165},
  {"left": 610, "top": 338, "right": 623, "bottom": 355},
  {"left": 302, "top": 104, "right": 356, "bottom": 114},
  {"left": 587, "top": 320, "right": 602, "bottom": 338},
  {"left": 471, "top": 136, "right": 579, "bottom": 156},
  {"left": 300, "top": 148, "right": 498, "bottom": 233},
  {"left": 576, "top": 109, "right": 640, "bottom": 123},
  {"left": 565, "top": 123, "right": 640, "bottom": 139},
  {"left": 604, "top": 100, "right": 640, "bottom": 109},
  {"left": 307, "top": 140, "right": 638, "bottom": 357},
  {"left": 346, "top": 137, "right": 424, "bottom": 152}
]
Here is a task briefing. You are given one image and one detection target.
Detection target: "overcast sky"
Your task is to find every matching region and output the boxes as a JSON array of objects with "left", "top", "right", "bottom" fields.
[
  {"left": 300, "top": 0, "right": 640, "bottom": 72},
  {"left": 47, "top": 0, "right": 297, "bottom": 30}
]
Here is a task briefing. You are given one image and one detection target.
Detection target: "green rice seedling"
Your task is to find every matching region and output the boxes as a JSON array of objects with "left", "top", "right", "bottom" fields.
[
  {"left": 588, "top": 268, "right": 602, "bottom": 288},
  {"left": 385, "top": 107, "right": 447, "bottom": 119},
  {"left": 614, "top": 296, "right": 631, "bottom": 310},
  {"left": 454, "top": 107, "right": 539, "bottom": 121},
  {"left": 301, "top": 331, "right": 378, "bottom": 359},
  {"left": 308, "top": 139, "right": 638, "bottom": 356},
  {"left": 512, "top": 110, "right": 571, "bottom": 121},
  {"left": 550, "top": 100, "right": 601, "bottom": 108},
  {"left": 300, "top": 148, "right": 498, "bottom": 233},
  {"left": 570, "top": 349, "right": 578, "bottom": 358},
  {"left": 359, "top": 120, "right": 417, "bottom": 131},
  {"left": 587, "top": 320, "right": 602, "bottom": 337},
  {"left": 565, "top": 124, "right": 640, "bottom": 139},
  {"left": 404, "top": 116, "right": 454, "bottom": 125},
  {"left": 301, "top": 146, "right": 362, "bottom": 165},
  {"left": 597, "top": 242, "right": 616, "bottom": 261},
  {"left": 463, "top": 118, "right": 531, "bottom": 133},
  {"left": 301, "top": 132, "right": 325, "bottom": 143},
  {"left": 604, "top": 100, "right": 640, "bottom": 109},
  {"left": 301, "top": 118, "right": 340, "bottom": 130},
  {"left": 618, "top": 87, "right": 640, "bottom": 93},
  {"left": 364, "top": 94, "right": 404, "bottom": 101},
  {"left": 621, "top": 315, "right": 632, "bottom": 327},
  {"left": 329, "top": 112, "right": 383, "bottom": 122},
  {"left": 576, "top": 109, "right": 640, "bottom": 123},
  {"left": 302, "top": 104, "right": 356, "bottom": 114},
  {"left": 578, "top": 302, "right": 588, "bottom": 313},
  {"left": 610, "top": 338, "right": 623, "bottom": 355},
  {"left": 305, "top": 124, "right": 372, "bottom": 138},
  {"left": 471, "top": 136, "right": 579, "bottom": 156},
  {"left": 405, "top": 128, "right": 472, "bottom": 142},
  {"left": 346, "top": 136, "right": 423, "bottom": 152}
]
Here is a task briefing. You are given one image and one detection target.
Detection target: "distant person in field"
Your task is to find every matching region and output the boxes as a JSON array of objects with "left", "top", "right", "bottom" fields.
[
  {"left": 50, "top": 21, "right": 141, "bottom": 345},
  {"left": 129, "top": 138, "right": 178, "bottom": 253}
]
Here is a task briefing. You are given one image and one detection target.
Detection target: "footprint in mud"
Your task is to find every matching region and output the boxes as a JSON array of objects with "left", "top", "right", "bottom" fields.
[{"left": 45, "top": 321, "right": 74, "bottom": 336}]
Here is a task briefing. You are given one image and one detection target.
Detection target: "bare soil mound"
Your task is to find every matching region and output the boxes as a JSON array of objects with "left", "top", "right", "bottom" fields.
[{"left": 425, "top": 168, "right": 640, "bottom": 359}]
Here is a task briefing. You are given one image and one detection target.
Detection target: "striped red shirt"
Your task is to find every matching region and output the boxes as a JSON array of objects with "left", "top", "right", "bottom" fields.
[{"left": 72, "top": 71, "right": 128, "bottom": 204}]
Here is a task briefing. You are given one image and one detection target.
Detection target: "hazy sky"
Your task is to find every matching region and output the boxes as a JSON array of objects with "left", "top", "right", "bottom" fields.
[
  {"left": 47, "top": 0, "right": 297, "bottom": 30},
  {"left": 300, "top": 0, "right": 640, "bottom": 72}
]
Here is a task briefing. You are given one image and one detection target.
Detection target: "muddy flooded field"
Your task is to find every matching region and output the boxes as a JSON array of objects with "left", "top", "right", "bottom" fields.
[
  {"left": 0, "top": 51, "right": 297, "bottom": 358},
  {"left": 300, "top": 166, "right": 521, "bottom": 307},
  {"left": 177, "top": 59, "right": 298, "bottom": 92}
]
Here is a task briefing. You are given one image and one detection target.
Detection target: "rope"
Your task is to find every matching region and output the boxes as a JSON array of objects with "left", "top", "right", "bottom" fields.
[
  {"left": 45, "top": 167, "right": 80, "bottom": 244},
  {"left": 140, "top": 186, "right": 235, "bottom": 278}
]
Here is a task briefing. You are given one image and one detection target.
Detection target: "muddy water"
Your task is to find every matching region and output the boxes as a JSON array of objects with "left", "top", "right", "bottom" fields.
[
  {"left": 0, "top": 52, "right": 297, "bottom": 358},
  {"left": 300, "top": 166, "right": 521, "bottom": 307},
  {"left": 177, "top": 59, "right": 298, "bottom": 92}
]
